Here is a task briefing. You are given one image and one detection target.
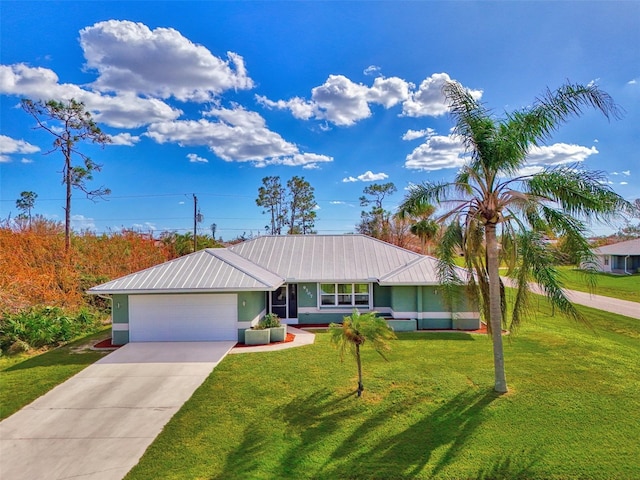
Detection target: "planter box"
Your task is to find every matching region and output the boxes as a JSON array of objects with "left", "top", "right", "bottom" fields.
[
  {"left": 269, "top": 326, "right": 287, "bottom": 342},
  {"left": 452, "top": 317, "right": 481, "bottom": 331},
  {"left": 244, "top": 328, "right": 270, "bottom": 345},
  {"left": 385, "top": 319, "right": 416, "bottom": 332},
  {"left": 418, "top": 318, "right": 453, "bottom": 330}
]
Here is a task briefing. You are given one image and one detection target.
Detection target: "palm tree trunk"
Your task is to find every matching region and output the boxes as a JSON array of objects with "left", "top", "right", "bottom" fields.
[
  {"left": 355, "top": 343, "right": 364, "bottom": 397},
  {"left": 486, "top": 223, "right": 508, "bottom": 393}
]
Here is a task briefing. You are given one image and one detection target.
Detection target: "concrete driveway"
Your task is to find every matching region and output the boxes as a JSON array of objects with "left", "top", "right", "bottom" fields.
[{"left": 0, "top": 341, "right": 235, "bottom": 480}]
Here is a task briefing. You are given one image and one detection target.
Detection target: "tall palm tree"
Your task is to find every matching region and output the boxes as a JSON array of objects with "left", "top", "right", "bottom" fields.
[
  {"left": 401, "top": 81, "right": 632, "bottom": 393},
  {"left": 329, "top": 310, "right": 396, "bottom": 397}
]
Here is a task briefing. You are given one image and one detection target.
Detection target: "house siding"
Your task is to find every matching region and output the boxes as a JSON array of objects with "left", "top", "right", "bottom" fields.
[
  {"left": 237, "top": 291, "right": 266, "bottom": 343},
  {"left": 111, "top": 294, "right": 129, "bottom": 345},
  {"left": 373, "top": 284, "right": 392, "bottom": 308},
  {"left": 293, "top": 283, "right": 477, "bottom": 329},
  {"left": 391, "top": 286, "right": 479, "bottom": 330}
]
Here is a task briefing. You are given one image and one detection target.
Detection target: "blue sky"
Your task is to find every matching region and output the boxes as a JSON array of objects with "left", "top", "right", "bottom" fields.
[{"left": 1, "top": 1, "right": 638, "bottom": 239}]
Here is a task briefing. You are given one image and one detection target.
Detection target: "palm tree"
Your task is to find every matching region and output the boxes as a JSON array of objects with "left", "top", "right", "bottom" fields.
[
  {"left": 399, "top": 202, "right": 440, "bottom": 254},
  {"left": 329, "top": 310, "right": 396, "bottom": 397},
  {"left": 401, "top": 81, "right": 632, "bottom": 393}
]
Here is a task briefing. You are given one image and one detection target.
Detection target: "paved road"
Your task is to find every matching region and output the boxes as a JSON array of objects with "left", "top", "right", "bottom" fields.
[
  {"left": 501, "top": 277, "right": 639, "bottom": 319},
  {"left": 0, "top": 342, "right": 235, "bottom": 480}
]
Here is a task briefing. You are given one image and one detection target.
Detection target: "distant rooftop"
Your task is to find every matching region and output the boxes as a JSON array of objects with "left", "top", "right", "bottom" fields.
[{"left": 594, "top": 238, "right": 640, "bottom": 256}]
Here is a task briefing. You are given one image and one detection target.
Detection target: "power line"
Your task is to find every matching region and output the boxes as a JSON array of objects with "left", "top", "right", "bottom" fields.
[{"left": 0, "top": 191, "right": 362, "bottom": 204}]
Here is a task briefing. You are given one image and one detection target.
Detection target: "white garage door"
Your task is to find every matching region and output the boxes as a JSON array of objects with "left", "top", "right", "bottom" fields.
[{"left": 129, "top": 294, "right": 237, "bottom": 342}]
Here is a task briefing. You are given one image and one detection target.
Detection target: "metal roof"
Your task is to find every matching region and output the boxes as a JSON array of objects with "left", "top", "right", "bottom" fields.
[
  {"left": 594, "top": 238, "right": 640, "bottom": 256},
  {"left": 88, "top": 248, "right": 284, "bottom": 294},
  {"left": 89, "top": 235, "right": 456, "bottom": 294},
  {"left": 229, "top": 235, "right": 421, "bottom": 282},
  {"left": 378, "top": 256, "right": 470, "bottom": 285}
]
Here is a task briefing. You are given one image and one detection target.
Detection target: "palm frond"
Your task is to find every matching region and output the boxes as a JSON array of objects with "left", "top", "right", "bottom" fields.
[
  {"left": 527, "top": 166, "right": 633, "bottom": 221},
  {"left": 506, "top": 82, "right": 622, "bottom": 150}
]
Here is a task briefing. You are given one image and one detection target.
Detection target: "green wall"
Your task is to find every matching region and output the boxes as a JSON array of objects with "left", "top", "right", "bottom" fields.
[
  {"left": 391, "top": 286, "right": 417, "bottom": 312},
  {"left": 373, "top": 284, "right": 391, "bottom": 308},
  {"left": 237, "top": 291, "right": 266, "bottom": 343},
  {"left": 111, "top": 294, "right": 129, "bottom": 345},
  {"left": 237, "top": 291, "right": 265, "bottom": 322},
  {"left": 297, "top": 283, "right": 317, "bottom": 307}
]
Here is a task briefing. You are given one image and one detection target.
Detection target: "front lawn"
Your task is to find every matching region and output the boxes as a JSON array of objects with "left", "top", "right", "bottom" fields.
[
  {"left": 558, "top": 266, "right": 640, "bottom": 302},
  {"left": 0, "top": 329, "right": 110, "bottom": 420},
  {"left": 126, "top": 304, "right": 640, "bottom": 480}
]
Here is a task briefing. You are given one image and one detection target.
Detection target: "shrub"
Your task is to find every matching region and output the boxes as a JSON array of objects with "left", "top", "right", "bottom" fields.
[
  {"left": 0, "top": 306, "right": 103, "bottom": 353},
  {"left": 260, "top": 313, "right": 281, "bottom": 328}
]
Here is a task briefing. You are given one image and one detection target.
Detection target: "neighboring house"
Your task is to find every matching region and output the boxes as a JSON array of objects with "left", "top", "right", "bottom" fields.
[
  {"left": 590, "top": 238, "right": 640, "bottom": 274},
  {"left": 88, "top": 235, "right": 480, "bottom": 345}
]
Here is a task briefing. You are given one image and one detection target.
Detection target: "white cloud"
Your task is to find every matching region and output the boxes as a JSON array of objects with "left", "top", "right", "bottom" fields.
[
  {"left": 330, "top": 201, "right": 346, "bottom": 205},
  {"left": 80, "top": 20, "right": 253, "bottom": 101},
  {"left": 401, "top": 73, "right": 483, "bottom": 118},
  {"left": 109, "top": 133, "right": 141, "bottom": 146},
  {"left": 21, "top": 158, "right": 33, "bottom": 164},
  {"left": 363, "top": 65, "right": 381, "bottom": 76},
  {"left": 259, "top": 71, "right": 480, "bottom": 127},
  {"left": 0, "top": 134, "right": 40, "bottom": 155},
  {"left": 256, "top": 95, "right": 317, "bottom": 120},
  {"left": 0, "top": 156, "right": 10, "bottom": 163},
  {"left": 259, "top": 74, "right": 412, "bottom": 126},
  {"left": 0, "top": 63, "right": 182, "bottom": 128},
  {"left": 132, "top": 222, "right": 156, "bottom": 231},
  {"left": 526, "top": 143, "right": 598, "bottom": 166},
  {"left": 620, "top": 181, "right": 628, "bottom": 185},
  {"left": 368, "top": 76, "right": 413, "bottom": 109},
  {"left": 404, "top": 131, "right": 467, "bottom": 171},
  {"left": 622, "top": 170, "right": 631, "bottom": 176},
  {"left": 71, "top": 214, "right": 96, "bottom": 231},
  {"left": 187, "top": 153, "right": 208, "bottom": 163},
  {"left": 628, "top": 79, "right": 637, "bottom": 85},
  {"left": 308, "top": 75, "right": 375, "bottom": 126},
  {"left": 516, "top": 165, "right": 545, "bottom": 177},
  {"left": 342, "top": 170, "right": 389, "bottom": 182},
  {"left": 146, "top": 106, "right": 332, "bottom": 168},
  {"left": 402, "top": 128, "right": 435, "bottom": 141}
]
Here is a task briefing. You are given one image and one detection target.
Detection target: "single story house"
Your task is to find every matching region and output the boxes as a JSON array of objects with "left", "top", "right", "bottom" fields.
[
  {"left": 88, "top": 235, "right": 480, "bottom": 345},
  {"left": 590, "top": 238, "right": 640, "bottom": 274}
]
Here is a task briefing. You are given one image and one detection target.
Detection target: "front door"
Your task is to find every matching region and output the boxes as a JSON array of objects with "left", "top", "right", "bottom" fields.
[{"left": 270, "top": 284, "right": 298, "bottom": 320}]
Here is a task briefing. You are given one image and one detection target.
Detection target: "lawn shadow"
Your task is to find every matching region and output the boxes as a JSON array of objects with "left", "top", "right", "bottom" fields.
[
  {"left": 210, "top": 388, "right": 358, "bottom": 480},
  {"left": 208, "top": 419, "right": 274, "bottom": 480},
  {"left": 474, "top": 449, "right": 543, "bottom": 479},
  {"left": 221, "top": 386, "right": 501, "bottom": 479},
  {"left": 320, "top": 388, "right": 501, "bottom": 478},
  {"left": 395, "top": 332, "right": 479, "bottom": 342},
  {"left": 3, "top": 349, "right": 106, "bottom": 372}
]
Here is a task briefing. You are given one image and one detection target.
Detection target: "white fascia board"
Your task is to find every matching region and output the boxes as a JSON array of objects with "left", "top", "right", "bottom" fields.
[{"left": 87, "top": 287, "right": 278, "bottom": 295}]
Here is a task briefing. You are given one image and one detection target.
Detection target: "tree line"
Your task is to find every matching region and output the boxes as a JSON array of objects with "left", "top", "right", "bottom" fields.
[{"left": 256, "top": 176, "right": 317, "bottom": 234}]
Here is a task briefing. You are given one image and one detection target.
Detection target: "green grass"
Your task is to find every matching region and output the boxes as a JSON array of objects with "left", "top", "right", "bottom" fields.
[
  {"left": 497, "top": 265, "right": 640, "bottom": 303},
  {"left": 126, "top": 304, "right": 640, "bottom": 480},
  {"left": 0, "top": 329, "right": 110, "bottom": 420},
  {"left": 557, "top": 266, "right": 640, "bottom": 303}
]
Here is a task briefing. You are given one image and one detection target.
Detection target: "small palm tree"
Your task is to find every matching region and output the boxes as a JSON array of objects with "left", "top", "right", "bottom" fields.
[
  {"left": 329, "top": 310, "right": 396, "bottom": 397},
  {"left": 398, "top": 202, "right": 440, "bottom": 254},
  {"left": 401, "top": 81, "right": 632, "bottom": 393}
]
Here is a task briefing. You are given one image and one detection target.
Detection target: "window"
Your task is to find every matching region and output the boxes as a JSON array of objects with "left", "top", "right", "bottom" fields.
[
  {"left": 319, "top": 283, "right": 370, "bottom": 307},
  {"left": 604, "top": 256, "right": 609, "bottom": 266}
]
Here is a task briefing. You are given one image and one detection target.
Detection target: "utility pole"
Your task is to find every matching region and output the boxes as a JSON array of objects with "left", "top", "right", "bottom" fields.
[{"left": 193, "top": 194, "right": 198, "bottom": 252}]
